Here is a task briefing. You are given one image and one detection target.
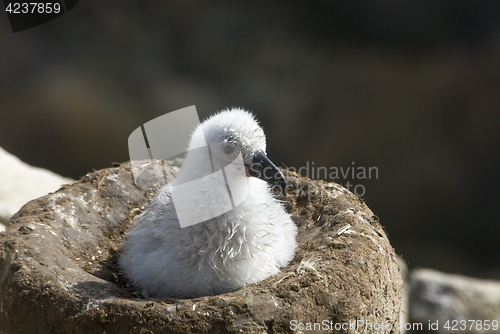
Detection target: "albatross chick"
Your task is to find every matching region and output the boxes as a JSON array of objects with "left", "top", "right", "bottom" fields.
[{"left": 120, "top": 108, "right": 297, "bottom": 298}]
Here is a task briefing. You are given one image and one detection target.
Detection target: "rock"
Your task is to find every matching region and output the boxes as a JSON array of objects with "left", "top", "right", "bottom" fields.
[
  {"left": 398, "top": 256, "right": 410, "bottom": 334},
  {"left": 410, "top": 269, "right": 500, "bottom": 333},
  {"left": 0, "top": 146, "right": 73, "bottom": 228},
  {"left": 0, "top": 161, "right": 403, "bottom": 333}
]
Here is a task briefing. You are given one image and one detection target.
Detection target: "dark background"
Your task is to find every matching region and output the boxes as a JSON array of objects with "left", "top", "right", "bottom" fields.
[{"left": 1, "top": 1, "right": 499, "bottom": 278}]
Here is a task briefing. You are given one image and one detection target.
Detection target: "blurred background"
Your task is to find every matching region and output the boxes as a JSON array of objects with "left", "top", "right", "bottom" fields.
[{"left": 1, "top": 1, "right": 499, "bottom": 279}]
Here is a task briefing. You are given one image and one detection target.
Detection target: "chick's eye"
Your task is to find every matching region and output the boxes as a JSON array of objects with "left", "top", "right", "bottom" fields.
[{"left": 223, "top": 144, "right": 236, "bottom": 154}]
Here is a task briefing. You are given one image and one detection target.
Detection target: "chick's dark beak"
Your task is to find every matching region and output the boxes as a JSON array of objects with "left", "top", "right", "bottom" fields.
[{"left": 247, "top": 149, "right": 287, "bottom": 195}]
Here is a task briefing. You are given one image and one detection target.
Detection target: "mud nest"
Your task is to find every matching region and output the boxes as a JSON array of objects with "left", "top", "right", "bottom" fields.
[{"left": 0, "top": 160, "right": 403, "bottom": 333}]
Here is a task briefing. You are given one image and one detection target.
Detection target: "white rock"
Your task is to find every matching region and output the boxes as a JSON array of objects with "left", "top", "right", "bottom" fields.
[
  {"left": 0, "top": 146, "right": 73, "bottom": 230},
  {"left": 398, "top": 256, "right": 410, "bottom": 334},
  {"left": 410, "top": 268, "right": 500, "bottom": 333}
]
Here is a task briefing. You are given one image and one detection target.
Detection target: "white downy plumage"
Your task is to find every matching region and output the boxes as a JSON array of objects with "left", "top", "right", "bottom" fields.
[{"left": 120, "top": 108, "right": 297, "bottom": 298}]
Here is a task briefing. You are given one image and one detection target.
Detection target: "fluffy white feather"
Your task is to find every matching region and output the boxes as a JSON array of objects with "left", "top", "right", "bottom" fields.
[{"left": 120, "top": 108, "right": 297, "bottom": 299}]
